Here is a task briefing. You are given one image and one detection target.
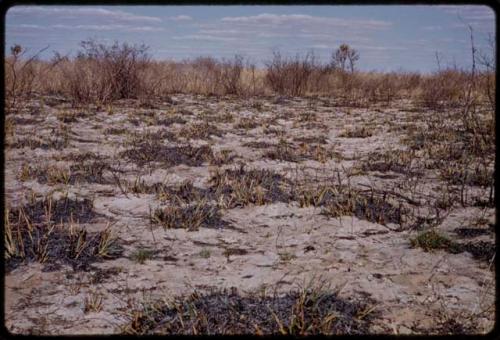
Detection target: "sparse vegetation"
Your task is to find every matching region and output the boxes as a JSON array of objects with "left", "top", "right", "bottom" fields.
[
  {"left": 338, "top": 126, "right": 373, "bottom": 138},
  {"left": 208, "top": 165, "right": 291, "bottom": 208},
  {"left": 130, "top": 248, "right": 155, "bottom": 264},
  {"left": 410, "top": 230, "right": 459, "bottom": 253},
  {"left": 4, "top": 24, "right": 495, "bottom": 335},
  {"left": 123, "top": 285, "right": 377, "bottom": 335},
  {"left": 151, "top": 200, "right": 229, "bottom": 231},
  {"left": 5, "top": 196, "right": 122, "bottom": 272}
]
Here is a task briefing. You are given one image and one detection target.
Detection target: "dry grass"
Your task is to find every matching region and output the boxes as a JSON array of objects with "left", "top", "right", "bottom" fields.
[
  {"left": 5, "top": 195, "right": 122, "bottom": 272},
  {"left": 84, "top": 291, "right": 104, "bottom": 313},
  {"left": 208, "top": 165, "right": 291, "bottom": 208},
  {"left": 130, "top": 248, "right": 156, "bottom": 264},
  {"left": 359, "top": 149, "right": 420, "bottom": 176},
  {"left": 178, "top": 122, "right": 224, "bottom": 140},
  {"left": 151, "top": 199, "right": 229, "bottom": 231},
  {"left": 264, "top": 138, "right": 337, "bottom": 163},
  {"left": 18, "top": 159, "right": 113, "bottom": 185},
  {"left": 121, "top": 142, "right": 213, "bottom": 167},
  {"left": 5, "top": 39, "right": 494, "bottom": 110},
  {"left": 9, "top": 135, "right": 69, "bottom": 150},
  {"left": 234, "top": 117, "right": 260, "bottom": 130},
  {"left": 338, "top": 126, "right": 374, "bottom": 138},
  {"left": 410, "top": 230, "right": 495, "bottom": 263},
  {"left": 122, "top": 284, "right": 377, "bottom": 335}
]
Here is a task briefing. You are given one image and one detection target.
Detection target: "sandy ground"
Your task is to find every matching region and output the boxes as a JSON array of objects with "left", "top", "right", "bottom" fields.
[{"left": 4, "top": 94, "right": 495, "bottom": 334}]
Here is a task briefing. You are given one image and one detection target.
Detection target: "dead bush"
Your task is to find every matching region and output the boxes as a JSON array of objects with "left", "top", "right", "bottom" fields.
[
  {"left": 419, "top": 69, "right": 468, "bottom": 108},
  {"left": 265, "top": 51, "right": 316, "bottom": 96},
  {"left": 54, "top": 39, "right": 150, "bottom": 104}
]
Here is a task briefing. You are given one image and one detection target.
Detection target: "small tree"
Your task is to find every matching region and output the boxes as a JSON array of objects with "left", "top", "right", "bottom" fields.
[
  {"left": 477, "top": 32, "right": 495, "bottom": 113},
  {"left": 331, "top": 44, "right": 359, "bottom": 73},
  {"left": 220, "top": 54, "right": 244, "bottom": 95},
  {"left": 5, "top": 44, "right": 49, "bottom": 113}
]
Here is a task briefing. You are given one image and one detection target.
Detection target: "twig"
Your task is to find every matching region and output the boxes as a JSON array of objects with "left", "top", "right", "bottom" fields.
[{"left": 358, "top": 183, "right": 421, "bottom": 206}]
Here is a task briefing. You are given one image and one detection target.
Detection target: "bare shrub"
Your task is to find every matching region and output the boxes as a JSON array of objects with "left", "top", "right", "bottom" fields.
[
  {"left": 419, "top": 69, "right": 468, "bottom": 108},
  {"left": 265, "top": 51, "right": 316, "bottom": 96},
  {"left": 5, "top": 44, "right": 52, "bottom": 112},
  {"left": 220, "top": 55, "right": 244, "bottom": 95},
  {"left": 53, "top": 39, "right": 150, "bottom": 104}
]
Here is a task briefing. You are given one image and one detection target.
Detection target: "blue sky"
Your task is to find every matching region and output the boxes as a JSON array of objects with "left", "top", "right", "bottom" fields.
[{"left": 5, "top": 5, "right": 496, "bottom": 72}]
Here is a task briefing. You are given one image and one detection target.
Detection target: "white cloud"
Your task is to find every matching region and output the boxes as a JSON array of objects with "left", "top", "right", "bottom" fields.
[
  {"left": 51, "top": 24, "right": 164, "bottom": 32},
  {"left": 8, "top": 24, "right": 44, "bottom": 29},
  {"left": 8, "top": 6, "right": 162, "bottom": 23},
  {"left": 310, "top": 44, "right": 330, "bottom": 49},
  {"left": 172, "top": 34, "right": 237, "bottom": 42},
  {"left": 358, "top": 45, "right": 408, "bottom": 51},
  {"left": 437, "top": 5, "right": 495, "bottom": 32},
  {"left": 438, "top": 5, "right": 495, "bottom": 21},
  {"left": 194, "top": 13, "right": 390, "bottom": 50},
  {"left": 169, "top": 15, "right": 192, "bottom": 21},
  {"left": 220, "top": 13, "right": 392, "bottom": 30}
]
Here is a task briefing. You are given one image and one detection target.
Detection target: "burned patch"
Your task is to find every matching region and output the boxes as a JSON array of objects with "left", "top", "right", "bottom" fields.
[
  {"left": 104, "top": 127, "right": 128, "bottom": 135},
  {"left": 242, "top": 141, "right": 275, "bottom": 149},
  {"left": 293, "top": 135, "right": 328, "bottom": 145},
  {"left": 209, "top": 111, "right": 234, "bottom": 123},
  {"left": 8, "top": 195, "right": 98, "bottom": 225},
  {"left": 56, "top": 110, "right": 86, "bottom": 123},
  {"left": 234, "top": 118, "right": 259, "bottom": 130},
  {"left": 265, "top": 140, "right": 305, "bottom": 163},
  {"left": 88, "top": 266, "right": 123, "bottom": 283},
  {"left": 151, "top": 202, "right": 229, "bottom": 231},
  {"left": 440, "top": 165, "right": 494, "bottom": 187},
  {"left": 9, "top": 136, "right": 68, "bottom": 150},
  {"left": 360, "top": 151, "right": 420, "bottom": 176},
  {"left": 208, "top": 165, "right": 291, "bottom": 207},
  {"left": 120, "top": 179, "right": 211, "bottom": 204},
  {"left": 453, "top": 227, "right": 491, "bottom": 238},
  {"left": 121, "top": 142, "right": 213, "bottom": 167},
  {"left": 321, "top": 191, "right": 406, "bottom": 226},
  {"left": 159, "top": 181, "right": 211, "bottom": 204},
  {"left": 291, "top": 185, "right": 338, "bottom": 208},
  {"left": 265, "top": 140, "right": 336, "bottom": 163},
  {"left": 12, "top": 116, "right": 44, "bottom": 125},
  {"left": 338, "top": 126, "right": 373, "bottom": 138},
  {"left": 69, "top": 160, "right": 113, "bottom": 184},
  {"left": 21, "top": 160, "right": 113, "bottom": 185},
  {"left": 127, "top": 129, "right": 177, "bottom": 146},
  {"left": 297, "top": 111, "right": 318, "bottom": 123},
  {"left": 208, "top": 150, "right": 236, "bottom": 166},
  {"left": 124, "top": 288, "right": 376, "bottom": 335},
  {"left": 156, "top": 116, "right": 186, "bottom": 126},
  {"left": 407, "top": 216, "right": 441, "bottom": 231},
  {"left": 54, "top": 151, "right": 102, "bottom": 163},
  {"left": 411, "top": 313, "right": 479, "bottom": 334},
  {"left": 411, "top": 230, "right": 495, "bottom": 263},
  {"left": 461, "top": 241, "right": 495, "bottom": 263},
  {"left": 179, "top": 122, "right": 224, "bottom": 140},
  {"left": 5, "top": 222, "right": 123, "bottom": 272},
  {"left": 6, "top": 199, "right": 120, "bottom": 272}
]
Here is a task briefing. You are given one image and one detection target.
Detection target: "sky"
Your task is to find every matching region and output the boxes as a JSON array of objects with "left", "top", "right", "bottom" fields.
[{"left": 5, "top": 5, "right": 496, "bottom": 72}]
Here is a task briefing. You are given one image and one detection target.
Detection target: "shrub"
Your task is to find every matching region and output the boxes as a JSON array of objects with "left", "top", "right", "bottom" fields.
[
  {"left": 54, "top": 39, "right": 150, "bottom": 104},
  {"left": 265, "top": 51, "right": 316, "bottom": 96}
]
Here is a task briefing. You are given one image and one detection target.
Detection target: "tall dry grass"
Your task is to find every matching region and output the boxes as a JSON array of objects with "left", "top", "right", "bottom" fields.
[{"left": 4, "top": 39, "right": 495, "bottom": 110}]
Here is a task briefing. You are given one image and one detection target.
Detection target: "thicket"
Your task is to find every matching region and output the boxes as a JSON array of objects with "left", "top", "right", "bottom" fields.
[{"left": 4, "top": 37, "right": 495, "bottom": 110}]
